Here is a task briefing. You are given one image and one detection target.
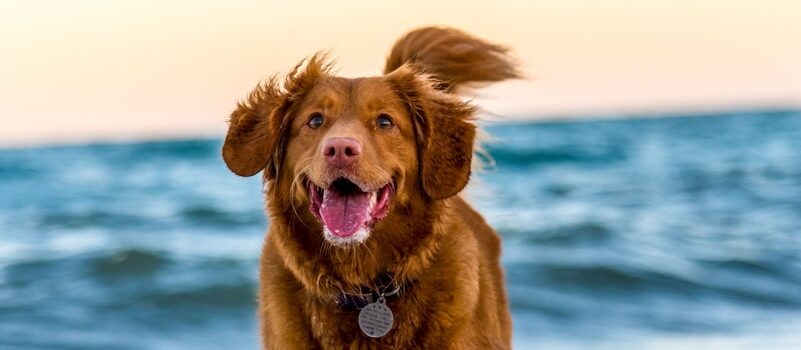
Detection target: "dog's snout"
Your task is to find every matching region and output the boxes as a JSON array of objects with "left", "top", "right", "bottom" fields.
[{"left": 323, "top": 137, "right": 362, "bottom": 167}]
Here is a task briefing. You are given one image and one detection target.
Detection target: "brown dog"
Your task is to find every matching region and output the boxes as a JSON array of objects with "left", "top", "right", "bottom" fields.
[{"left": 222, "top": 27, "right": 519, "bottom": 349}]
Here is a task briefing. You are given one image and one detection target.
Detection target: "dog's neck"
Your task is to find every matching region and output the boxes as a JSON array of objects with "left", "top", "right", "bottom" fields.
[
  {"left": 268, "top": 197, "right": 447, "bottom": 300},
  {"left": 335, "top": 271, "right": 407, "bottom": 309}
]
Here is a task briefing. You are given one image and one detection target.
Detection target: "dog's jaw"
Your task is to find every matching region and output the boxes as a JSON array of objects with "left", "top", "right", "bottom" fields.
[{"left": 323, "top": 225, "right": 372, "bottom": 246}]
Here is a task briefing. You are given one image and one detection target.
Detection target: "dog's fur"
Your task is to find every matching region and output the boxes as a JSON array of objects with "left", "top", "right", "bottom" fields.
[{"left": 222, "top": 27, "right": 520, "bottom": 349}]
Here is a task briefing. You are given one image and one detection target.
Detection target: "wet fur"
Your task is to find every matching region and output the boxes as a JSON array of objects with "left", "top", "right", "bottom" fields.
[{"left": 222, "top": 27, "right": 520, "bottom": 349}]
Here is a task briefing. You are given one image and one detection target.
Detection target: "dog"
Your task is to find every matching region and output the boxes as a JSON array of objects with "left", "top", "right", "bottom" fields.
[{"left": 222, "top": 26, "right": 519, "bottom": 349}]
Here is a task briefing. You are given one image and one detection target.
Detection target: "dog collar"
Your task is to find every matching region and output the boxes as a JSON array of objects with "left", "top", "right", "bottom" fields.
[{"left": 335, "top": 273, "right": 402, "bottom": 310}]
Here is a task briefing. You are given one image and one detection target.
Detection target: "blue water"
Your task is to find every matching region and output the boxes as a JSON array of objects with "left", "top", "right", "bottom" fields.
[{"left": 1, "top": 110, "right": 800, "bottom": 349}]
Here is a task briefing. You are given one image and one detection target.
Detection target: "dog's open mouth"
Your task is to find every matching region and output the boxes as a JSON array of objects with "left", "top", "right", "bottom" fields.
[{"left": 308, "top": 178, "right": 393, "bottom": 241}]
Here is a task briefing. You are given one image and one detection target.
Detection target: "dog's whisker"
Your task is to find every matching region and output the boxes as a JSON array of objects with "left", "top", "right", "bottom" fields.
[{"left": 287, "top": 160, "right": 315, "bottom": 229}]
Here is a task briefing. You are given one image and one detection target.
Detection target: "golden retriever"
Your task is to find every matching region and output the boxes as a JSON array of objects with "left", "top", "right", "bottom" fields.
[{"left": 222, "top": 26, "right": 519, "bottom": 349}]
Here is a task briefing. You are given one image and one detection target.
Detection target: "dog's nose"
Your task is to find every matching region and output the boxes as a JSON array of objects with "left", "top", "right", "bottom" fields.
[{"left": 323, "top": 137, "right": 362, "bottom": 167}]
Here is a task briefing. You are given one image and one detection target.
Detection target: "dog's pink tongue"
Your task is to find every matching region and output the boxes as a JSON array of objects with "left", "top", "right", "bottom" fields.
[{"left": 320, "top": 188, "right": 371, "bottom": 237}]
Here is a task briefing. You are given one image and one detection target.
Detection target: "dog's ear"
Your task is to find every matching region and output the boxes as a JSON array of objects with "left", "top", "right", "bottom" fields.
[
  {"left": 419, "top": 91, "right": 477, "bottom": 200},
  {"left": 385, "top": 26, "right": 521, "bottom": 92},
  {"left": 222, "top": 54, "right": 330, "bottom": 178},
  {"left": 222, "top": 77, "right": 287, "bottom": 178},
  {"left": 386, "top": 65, "right": 477, "bottom": 200}
]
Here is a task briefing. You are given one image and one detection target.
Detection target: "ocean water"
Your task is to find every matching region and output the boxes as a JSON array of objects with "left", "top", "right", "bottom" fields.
[{"left": 1, "top": 110, "right": 800, "bottom": 349}]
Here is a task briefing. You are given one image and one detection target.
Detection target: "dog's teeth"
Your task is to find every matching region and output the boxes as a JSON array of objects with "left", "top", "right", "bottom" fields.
[{"left": 369, "top": 191, "right": 377, "bottom": 208}]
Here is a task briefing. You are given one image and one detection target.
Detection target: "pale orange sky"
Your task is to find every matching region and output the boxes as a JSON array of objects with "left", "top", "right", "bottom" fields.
[{"left": 1, "top": 0, "right": 800, "bottom": 146}]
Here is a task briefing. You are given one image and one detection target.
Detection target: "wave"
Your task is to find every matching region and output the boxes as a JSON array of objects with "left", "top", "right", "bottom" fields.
[
  {"left": 178, "top": 206, "right": 264, "bottom": 227},
  {"left": 506, "top": 260, "right": 801, "bottom": 309},
  {"left": 28, "top": 205, "right": 264, "bottom": 231},
  {"left": 485, "top": 145, "right": 627, "bottom": 169},
  {"left": 36, "top": 211, "right": 150, "bottom": 230},
  {"left": 87, "top": 249, "right": 171, "bottom": 277},
  {"left": 502, "top": 222, "right": 613, "bottom": 246}
]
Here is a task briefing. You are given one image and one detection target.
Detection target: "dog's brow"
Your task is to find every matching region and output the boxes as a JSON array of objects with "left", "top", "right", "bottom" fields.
[
  {"left": 364, "top": 98, "right": 389, "bottom": 110},
  {"left": 316, "top": 95, "right": 337, "bottom": 109}
]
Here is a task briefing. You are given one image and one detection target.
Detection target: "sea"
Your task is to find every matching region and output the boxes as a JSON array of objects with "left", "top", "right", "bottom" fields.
[{"left": 1, "top": 110, "right": 800, "bottom": 349}]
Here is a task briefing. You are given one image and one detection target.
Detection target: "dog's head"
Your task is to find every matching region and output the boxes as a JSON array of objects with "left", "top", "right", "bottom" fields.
[
  {"left": 222, "top": 55, "right": 476, "bottom": 246},
  {"left": 223, "top": 27, "right": 517, "bottom": 253}
]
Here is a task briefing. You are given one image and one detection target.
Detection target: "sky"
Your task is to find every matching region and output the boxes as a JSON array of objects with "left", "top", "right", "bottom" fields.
[{"left": 1, "top": 0, "right": 800, "bottom": 145}]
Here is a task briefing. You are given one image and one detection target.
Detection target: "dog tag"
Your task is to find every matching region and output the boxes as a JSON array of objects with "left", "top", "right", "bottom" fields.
[{"left": 358, "top": 297, "right": 394, "bottom": 338}]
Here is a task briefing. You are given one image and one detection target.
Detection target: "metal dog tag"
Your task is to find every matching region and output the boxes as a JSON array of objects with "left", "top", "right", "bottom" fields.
[{"left": 358, "top": 297, "right": 394, "bottom": 338}]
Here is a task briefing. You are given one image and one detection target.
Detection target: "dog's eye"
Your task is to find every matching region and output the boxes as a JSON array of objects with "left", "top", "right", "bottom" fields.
[
  {"left": 308, "top": 113, "right": 324, "bottom": 129},
  {"left": 376, "top": 114, "right": 393, "bottom": 129}
]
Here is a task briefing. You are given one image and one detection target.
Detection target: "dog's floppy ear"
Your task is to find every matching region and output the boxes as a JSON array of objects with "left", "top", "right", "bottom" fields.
[
  {"left": 383, "top": 27, "right": 519, "bottom": 198},
  {"left": 386, "top": 65, "right": 477, "bottom": 200},
  {"left": 222, "top": 78, "right": 288, "bottom": 178},
  {"left": 384, "top": 26, "right": 521, "bottom": 92},
  {"left": 222, "top": 54, "right": 330, "bottom": 178}
]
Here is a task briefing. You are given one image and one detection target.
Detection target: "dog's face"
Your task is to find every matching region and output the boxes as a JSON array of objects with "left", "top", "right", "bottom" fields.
[
  {"left": 222, "top": 57, "right": 477, "bottom": 247},
  {"left": 286, "top": 77, "right": 417, "bottom": 245}
]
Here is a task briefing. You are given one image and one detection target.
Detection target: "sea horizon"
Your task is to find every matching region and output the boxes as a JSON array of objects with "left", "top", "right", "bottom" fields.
[{"left": 2, "top": 106, "right": 798, "bottom": 150}]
